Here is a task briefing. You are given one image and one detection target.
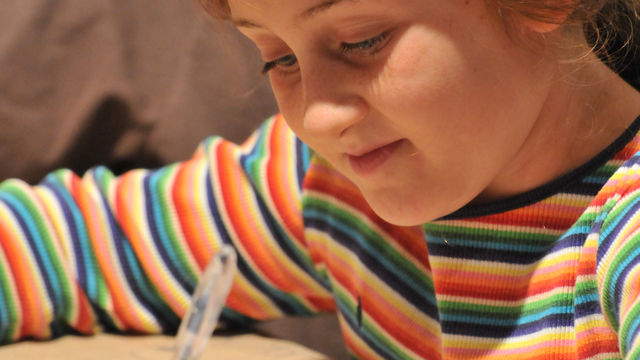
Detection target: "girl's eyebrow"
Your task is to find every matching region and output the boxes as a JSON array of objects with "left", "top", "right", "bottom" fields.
[
  {"left": 300, "top": 0, "right": 355, "bottom": 20},
  {"left": 233, "top": 18, "right": 261, "bottom": 29},
  {"left": 233, "top": 0, "right": 357, "bottom": 28}
]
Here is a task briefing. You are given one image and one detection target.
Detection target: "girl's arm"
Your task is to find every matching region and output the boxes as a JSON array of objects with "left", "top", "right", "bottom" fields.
[
  {"left": 596, "top": 158, "right": 640, "bottom": 359},
  {"left": 0, "top": 114, "right": 334, "bottom": 343}
]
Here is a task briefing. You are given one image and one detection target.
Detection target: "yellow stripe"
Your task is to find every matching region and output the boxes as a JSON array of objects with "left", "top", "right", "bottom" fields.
[
  {"left": 83, "top": 172, "right": 161, "bottom": 332},
  {"left": 32, "top": 185, "right": 80, "bottom": 327},
  {"left": 121, "top": 170, "right": 191, "bottom": 316},
  {"left": 307, "top": 228, "right": 441, "bottom": 336}
]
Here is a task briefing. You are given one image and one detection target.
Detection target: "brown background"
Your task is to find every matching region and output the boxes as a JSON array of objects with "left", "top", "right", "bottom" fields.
[
  {"left": 0, "top": 1, "right": 348, "bottom": 359},
  {"left": 0, "top": 0, "right": 277, "bottom": 183},
  {"left": 1, "top": 1, "right": 637, "bottom": 359}
]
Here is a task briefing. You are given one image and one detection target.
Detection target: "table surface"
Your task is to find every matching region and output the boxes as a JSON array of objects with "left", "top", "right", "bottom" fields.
[{"left": 0, "top": 333, "right": 331, "bottom": 359}]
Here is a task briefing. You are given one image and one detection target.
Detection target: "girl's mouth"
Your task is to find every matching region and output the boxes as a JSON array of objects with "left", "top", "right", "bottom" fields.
[{"left": 348, "top": 139, "right": 406, "bottom": 175}]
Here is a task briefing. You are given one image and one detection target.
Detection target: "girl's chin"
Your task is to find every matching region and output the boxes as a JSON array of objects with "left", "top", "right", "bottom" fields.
[
  {"left": 363, "top": 193, "right": 435, "bottom": 226},
  {"left": 362, "top": 185, "right": 476, "bottom": 226}
]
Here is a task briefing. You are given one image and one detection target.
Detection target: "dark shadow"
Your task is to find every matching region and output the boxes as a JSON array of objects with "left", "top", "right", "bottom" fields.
[{"left": 58, "top": 95, "right": 163, "bottom": 176}]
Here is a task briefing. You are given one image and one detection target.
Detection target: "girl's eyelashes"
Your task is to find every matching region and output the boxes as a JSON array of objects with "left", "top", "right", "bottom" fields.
[
  {"left": 260, "top": 31, "right": 392, "bottom": 76},
  {"left": 261, "top": 54, "right": 298, "bottom": 75},
  {"left": 340, "top": 31, "right": 391, "bottom": 56}
]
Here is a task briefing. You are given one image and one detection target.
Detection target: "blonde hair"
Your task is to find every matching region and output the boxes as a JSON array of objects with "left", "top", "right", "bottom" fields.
[
  {"left": 198, "top": 0, "right": 639, "bottom": 75},
  {"left": 197, "top": 0, "right": 231, "bottom": 20},
  {"left": 197, "top": 0, "right": 638, "bottom": 23}
]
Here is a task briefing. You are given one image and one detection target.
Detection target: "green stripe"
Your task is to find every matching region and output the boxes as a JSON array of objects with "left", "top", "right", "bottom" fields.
[
  {"left": 619, "top": 300, "right": 640, "bottom": 355},
  {"left": 0, "top": 255, "right": 17, "bottom": 343},
  {"left": 49, "top": 171, "right": 112, "bottom": 325},
  {"left": 304, "top": 196, "right": 435, "bottom": 296},
  {"left": 424, "top": 223, "right": 558, "bottom": 248},
  {"left": 334, "top": 286, "right": 414, "bottom": 360},
  {"left": 4, "top": 183, "right": 74, "bottom": 325},
  {"left": 439, "top": 291, "right": 572, "bottom": 320},
  {"left": 154, "top": 166, "right": 198, "bottom": 283}
]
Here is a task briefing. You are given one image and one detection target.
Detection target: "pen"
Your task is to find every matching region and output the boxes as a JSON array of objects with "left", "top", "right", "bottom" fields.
[{"left": 174, "top": 244, "right": 237, "bottom": 360}]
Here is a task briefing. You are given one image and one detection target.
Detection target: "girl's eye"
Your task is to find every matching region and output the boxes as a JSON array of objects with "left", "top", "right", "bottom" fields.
[
  {"left": 340, "top": 31, "right": 391, "bottom": 56},
  {"left": 262, "top": 54, "right": 298, "bottom": 75},
  {"left": 260, "top": 31, "right": 391, "bottom": 76}
]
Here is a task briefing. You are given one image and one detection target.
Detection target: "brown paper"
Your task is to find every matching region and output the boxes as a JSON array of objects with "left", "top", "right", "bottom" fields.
[{"left": 0, "top": 333, "right": 331, "bottom": 359}]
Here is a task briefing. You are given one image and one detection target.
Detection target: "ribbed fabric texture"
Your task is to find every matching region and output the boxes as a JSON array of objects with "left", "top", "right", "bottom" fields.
[{"left": 1, "top": 114, "right": 640, "bottom": 359}]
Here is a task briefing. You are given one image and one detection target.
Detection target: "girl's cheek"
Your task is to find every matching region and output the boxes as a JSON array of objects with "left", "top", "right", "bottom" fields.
[
  {"left": 270, "top": 80, "right": 305, "bottom": 131},
  {"left": 269, "top": 75, "right": 290, "bottom": 96}
]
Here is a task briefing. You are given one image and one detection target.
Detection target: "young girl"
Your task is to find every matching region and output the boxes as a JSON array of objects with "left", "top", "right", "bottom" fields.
[{"left": 1, "top": 0, "right": 640, "bottom": 358}]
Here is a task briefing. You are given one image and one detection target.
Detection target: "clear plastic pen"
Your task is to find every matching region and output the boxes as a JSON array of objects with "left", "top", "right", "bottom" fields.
[{"left": 174, "top": 244, "right": 237, "bottom": 360}]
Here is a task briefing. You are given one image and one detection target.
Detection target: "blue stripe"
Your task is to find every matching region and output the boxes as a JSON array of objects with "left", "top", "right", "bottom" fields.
[
  {"left": 605, "top": 242, "right": 640, "bottom": 330},
  {"left": 335, "top": 293, "right": 397, "bottom": 359},
  {"left": 624, "top": 306, "right": 640, "bottom": 355},
  {"left": 440, "top": 305, "right": 573, "bottom": 326},
  {"left": 582, "top": 175, "right": 610, "bottom": 184},
  {"left": 241, "top": 127, "right": 268, "bottom": 180},
  {"left": 304, "top": 208, "right": 438, "bottom": 315},
  {"left": 600, "top": 195, "right": 640, "bottom": 241},
  {"left": 575, "top": 292, "right": 599, "bottom": 305},
  {"left": 0, "top": 192, "right": 64, "bottom": 319},
  {"left": 305, "top": 207, "right": 434, "bottom": 301},
  {"left": 148, "top": 169, "right": 197, "bottom": 285},
  {"left": 41, "top": 176, "right": 98, "bottom": 301},
  {"left": 0, "top": 267, "right": 11, "bottom": 343},
  {"left": 90, "top": 168, "right": 180, "bottom": 331}
]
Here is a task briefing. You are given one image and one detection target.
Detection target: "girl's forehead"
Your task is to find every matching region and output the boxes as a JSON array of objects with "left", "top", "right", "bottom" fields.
[
  {"left": 233, "top": 0, "right": 429, "bottom": 24},
  {"left": 229, "top": 0, "right": 433, "bottom": 31},
  {"left": 232, "top": 0, "right": 358, "bottom": 12},
  {"left": 230, "top": 0, "right": 353, "bottom": 21}
]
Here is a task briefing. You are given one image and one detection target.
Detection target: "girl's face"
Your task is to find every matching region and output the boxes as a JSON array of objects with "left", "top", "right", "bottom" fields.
[{"left": 231, "top": 0, "right": 555, "bottom": 225}]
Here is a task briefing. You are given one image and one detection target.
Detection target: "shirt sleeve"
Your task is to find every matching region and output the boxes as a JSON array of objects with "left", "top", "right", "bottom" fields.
[
  {"left": 0, "top": 114, "right": 335, "bottom": 343},
  {"left": 596, "top": 155, "right": 640, "bottom": 359}
]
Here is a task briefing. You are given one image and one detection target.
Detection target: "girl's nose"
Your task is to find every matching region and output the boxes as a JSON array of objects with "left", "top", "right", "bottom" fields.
[
  {"left": 302, "top": 97, "right": 368, "bottom": 137},
  {"left": 300, "top": 60, "right": 368, "bottom": 138}
]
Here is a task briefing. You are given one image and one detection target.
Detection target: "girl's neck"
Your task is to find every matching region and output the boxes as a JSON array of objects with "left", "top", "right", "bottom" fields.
[{"left": 475, "top": 53, "right": 640, "bottom": 203}]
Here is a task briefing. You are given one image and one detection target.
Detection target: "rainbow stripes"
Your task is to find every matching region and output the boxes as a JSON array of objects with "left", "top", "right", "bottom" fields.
[
  {"left": 300, "top": 116, "right": 640, "bottom": 359},
  {"left": 1, "top": 113, "right": 640, "bottom": 360},
  {"left": 0, "top": 115, "right": 334, "bottom": 342},
  {"left": 0, "top": 178, "right": 94, "bottom": 340}
]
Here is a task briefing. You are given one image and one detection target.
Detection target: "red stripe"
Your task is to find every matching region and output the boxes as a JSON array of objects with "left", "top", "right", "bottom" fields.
[
  {"left": 267, "top": 115, "right": 306, "bottom": 243},
  {"left": 225, "top": 282, "right": 273, "bottom": 320},
  {"left": 73, "top": 282, "right": 95, "bottom": 333},
  {"left": 0, "top": 219, "right": 43, "bottom": 338},
  {"left": 173, "top": 158, "right": 212, "bottom": 269},
  {"left": 328, "top": 245, "right": 441, "bottom": 357},
  {"left": 71, "top": 175, "right": 140, "bottom": 330},
  {"left": 303, "top": 161, "right": 431, "bottom": 270},
  {"left": 217, "top": 142, "right": 318, "bottom": 296}
]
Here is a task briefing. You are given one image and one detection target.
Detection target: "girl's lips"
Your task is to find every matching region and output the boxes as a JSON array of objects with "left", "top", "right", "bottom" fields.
[{"left": 348, "top": 139, "right": 405, "bottom": 175}]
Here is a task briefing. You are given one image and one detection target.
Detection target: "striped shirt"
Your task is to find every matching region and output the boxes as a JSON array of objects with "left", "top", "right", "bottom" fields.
[{"left": 1, "top": 114, "right": 640, "bottom": 359}]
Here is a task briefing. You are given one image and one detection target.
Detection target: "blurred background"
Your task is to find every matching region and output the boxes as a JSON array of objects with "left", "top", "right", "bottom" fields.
[
  {"left": 1, "top": 1, "right": 638, "bottom": 359},
  {"left": 0, "top": 0, "right": 277, "bottom": 183},
  {"left": 0, "top": 0, "right": 348, "bottom": 358}
]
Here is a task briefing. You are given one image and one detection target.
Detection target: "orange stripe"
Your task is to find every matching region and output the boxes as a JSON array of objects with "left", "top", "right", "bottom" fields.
[
  {"left": 341, "top": 320, "right": 387, "bottom": 360},
  {"left": 217, "top": 142, "right": 316, "bottom": 295},
  {"left": 0, "top": 220, "right": 45, "bottom": 338},
  {"left": 173, "top": 158, "right": 212, "bottom": 269},
  {"left": 266, "top": 116, "right": 305, "bottom": 242},
  {"left": 576, "top": 329, "right": 619, "bottom": 358},
  {"left": 304, "top": 162, "right": 431, "bottom": 270},
  {"left": 71, "top": 176, "right": 141, "bottom": 330},
  {"left": 225, "top": 282, "right": 273, "bottom": 320},
  {"left": 114, "top": 173, "right": 185, "bottom": 318},
  {"left": 444, "top": 344, "right": 572, "bottom": 360},
  {"left": 330, "top": 254, "right": 440, "bottom": 357},
  {"left": 73, "top": 282, "right": 95, "bottom": 333}
]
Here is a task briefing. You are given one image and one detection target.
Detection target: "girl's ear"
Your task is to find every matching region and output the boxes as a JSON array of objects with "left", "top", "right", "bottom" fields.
[
  {"left": 516, "top": 4, "right": 574, "bottom": 34},
  {"left": 522, "top": 19, "right": 564, "bottom": 33}
]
